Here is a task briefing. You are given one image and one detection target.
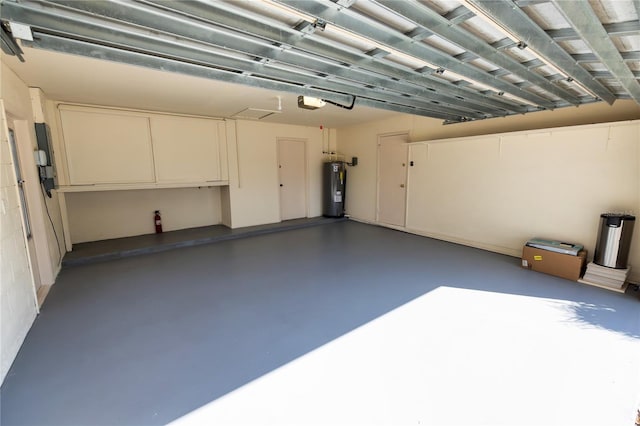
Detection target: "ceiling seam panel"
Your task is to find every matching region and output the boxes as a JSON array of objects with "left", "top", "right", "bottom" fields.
[
  {"left": 278, "top": 0, "right": 559, "bottom": 109},
  {"left": 467, "top": 0, "right": 617, "bottom": 104},
  {"left": 551, "top": 0, "right": 640, "bottom": 103},
  {"left": 3, "top": 1, "right": 483, "bottom": 119},
  {"left": 42, "top": 0, "right": 497, "bottom": 118},
  {"left": 140, "top": 0, "right": 534, "bottom": 114},
  {"left": 374, "top": 0, "right": 581, "bottom": 105}
]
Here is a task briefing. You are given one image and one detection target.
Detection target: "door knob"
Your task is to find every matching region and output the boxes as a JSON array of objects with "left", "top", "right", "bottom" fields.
[{"left": 400, "top": 184, "right": 405, "bottom": 188}]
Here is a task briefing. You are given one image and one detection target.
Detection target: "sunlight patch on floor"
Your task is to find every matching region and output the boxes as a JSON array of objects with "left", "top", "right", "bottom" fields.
[{"left": 170, "top": 287, "right": 639, "bottom": 426}]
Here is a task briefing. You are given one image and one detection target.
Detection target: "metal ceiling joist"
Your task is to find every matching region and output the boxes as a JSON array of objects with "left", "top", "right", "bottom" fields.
[
  {"left": 5, "top": 0, "right": 634, "bottom": 122},
  {"left": 279, "top": 0, "right": 558, "bottom": 109},
  {"left": 572, "top": 51, "right": 640, "bottom": 63},
  {"left": 443, "top": 6, "right": 475, "bottom": 25},
  {"left": 546, "top": 21, "right": 640, "bottom": 42},
  {"left": 2, "top": 1, "right": 484, "bottom": 119},
  {"left": 140, "top": 0, "right": 532, "bottom": 115},
  {"left": 24, "top": 33, "right": 462, "bottom": 121},
  {"left": 491, "top": 38, "right": 517, "bottom": 50},
  {"left": 375, "top": 0, "right": 581, "bottom": 105},
  {"left": 42, "top": 1, "right": 480, "bottom": 118},
  {"left": 467, "top": 0, "right": 616, "bottom": 104},
  {"left": 168, "top": 0, "right": 530, "bottom": 113},
  {"left": 591, "top": 70, "right": 640, "bottom": 79},
  {"left": 551, "top": 0, "right": 640, "bottom": 103}
]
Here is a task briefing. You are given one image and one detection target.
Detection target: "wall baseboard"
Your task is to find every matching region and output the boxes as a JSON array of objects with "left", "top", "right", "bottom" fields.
[{"left": 36, "top": 285, "right": 51, "bottom": 308}]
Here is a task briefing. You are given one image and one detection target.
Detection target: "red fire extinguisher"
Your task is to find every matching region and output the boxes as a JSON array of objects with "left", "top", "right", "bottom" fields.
[{"left": 154, "top": 210, "right": 163, "bottom": 234}]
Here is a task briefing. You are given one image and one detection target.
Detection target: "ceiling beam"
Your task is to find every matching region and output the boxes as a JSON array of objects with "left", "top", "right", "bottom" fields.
[
  {"left": 24, "top": 33, "right": 464, "bottom": 121},
  {"left": 513, "top": 0, "right": 549, "bottom": 6},
  {"left": 140, "top": 0, "right": 533, "bottom": 115},
  {"left": 572, "top": 51, "right": 640, "bottom": 63},
  {"left": 443, "top": 6, "right": 475, "bottom": 25},
  {"left": 590, "top": 70, "right": 640, "bottom": 79},
  {"left": 2, "top": 1, "right": 485, "bottom": 119},
  {"left": 51, "top": 0, "right": 483, "bottom": 116},
  {"left": 551, "top": 0, "right": 640, "bottom": 103},
  {"left": 278, "top": 0, "right": 558, "bottom": 109},
  {"left": 375, "top": 0, "right": 581, "bottom": 105},
  {"left": 546, "top": 21, "right": 640, "bottom": 42},
  {"left": 467, "top": 0, "right": 616, "bottom": 104}
]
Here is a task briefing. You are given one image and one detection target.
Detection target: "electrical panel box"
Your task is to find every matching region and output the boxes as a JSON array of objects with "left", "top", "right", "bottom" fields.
[{"left": 34, "top": 122, "right": 56, "bottom": 196}]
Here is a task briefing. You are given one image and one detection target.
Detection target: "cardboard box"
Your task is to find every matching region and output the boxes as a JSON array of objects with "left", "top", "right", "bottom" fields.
[{"left": 521, "top": 245, "right": 587, "bottom": 281}]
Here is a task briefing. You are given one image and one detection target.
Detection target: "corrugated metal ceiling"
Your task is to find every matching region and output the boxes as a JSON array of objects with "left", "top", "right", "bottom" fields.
[{"left": 1, "top": 0, "right": 639, "bottom": 123}]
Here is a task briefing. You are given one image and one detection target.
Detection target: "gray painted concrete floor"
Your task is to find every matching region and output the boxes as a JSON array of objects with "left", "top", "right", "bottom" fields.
[
  {"left": 63, "top": 216, "right": 345, "bottom": 267},
  {"left": 1, "top": 221, "right": 639, "bottom": 425}
]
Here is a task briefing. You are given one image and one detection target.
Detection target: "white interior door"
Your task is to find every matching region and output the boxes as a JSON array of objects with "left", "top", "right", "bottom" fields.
[
  {"left": 278, "top": 139, "right": 307, "bottom": 221},
  {"left": 377, "top": 133, "right": 409, "bottom": 227}
]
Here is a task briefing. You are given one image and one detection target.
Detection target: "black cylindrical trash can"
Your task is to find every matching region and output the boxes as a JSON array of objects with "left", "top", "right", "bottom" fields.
[{"left": 593, "top": 214, "right": 635, "bottom": 269}]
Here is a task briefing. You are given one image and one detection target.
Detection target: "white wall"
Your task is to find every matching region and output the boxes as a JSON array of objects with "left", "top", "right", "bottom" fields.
[
  {"left": 0, "top": 102, "right": 38, "bottom": 383},
  {"left": 224, "top": 120, "right": 332, "bottom": 228},
  {"left": 339, "top": 107, "right": 640, "bottom": 283},
  {"left": 1, "top": 63, "right": 64, "bottom": 285},
  {"left": 1, "top": 61, "right": 70, "bottom": 383},
  {"left": 65, "top": 187, "right": 222, "bottom": 243},
  {"left": 406, "top": 121, "right": 640, "bottom": 282},
  {"left": 338, "top": 115, "right": 412, "bottom": 222}
]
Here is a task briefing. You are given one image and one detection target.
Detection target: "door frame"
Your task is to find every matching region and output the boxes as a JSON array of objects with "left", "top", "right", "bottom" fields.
[
  {"left": 376, "top": 131, "right": 409, "bottom": 226},
  {"left": 276, "top": 137, "right": 308, "bottom": 221}
]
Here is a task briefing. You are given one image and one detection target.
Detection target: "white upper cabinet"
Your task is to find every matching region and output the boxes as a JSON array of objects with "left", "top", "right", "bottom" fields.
[
  {"left": 150, "top": 115, "right": 220, "bottom": 183},
  {"left": 60, "top": 107, "right": 155, "bottom": 185},
  {"left": 57, "top": 105, "right": 227, "bottom": 189}
]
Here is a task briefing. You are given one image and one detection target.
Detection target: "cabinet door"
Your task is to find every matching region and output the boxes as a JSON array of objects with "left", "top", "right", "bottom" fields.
[
  {"left": 150, "top": 115, "right": 221, "bottom": 183},
  {"left": 60, "top": 107, "right": 155, "bottom": 184}
]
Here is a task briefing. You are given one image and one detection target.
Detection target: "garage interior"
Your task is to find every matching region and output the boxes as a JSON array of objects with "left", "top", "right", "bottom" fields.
[{"left": 1, "top": 0, "right": 640, "bottom": 424}]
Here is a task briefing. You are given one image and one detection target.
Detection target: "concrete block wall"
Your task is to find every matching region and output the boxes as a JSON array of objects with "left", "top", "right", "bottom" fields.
[{"left": 0, "top": 108, "right": 38, "bottom": 383}]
